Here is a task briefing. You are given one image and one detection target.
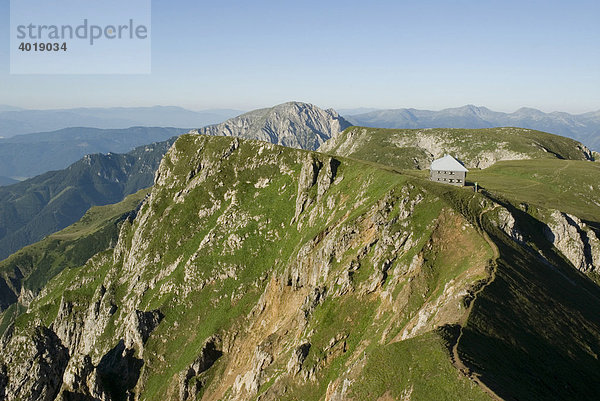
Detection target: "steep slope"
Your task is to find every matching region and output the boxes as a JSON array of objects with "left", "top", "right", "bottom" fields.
[
  {"left": 1, "top": 135, "right": 599, "bottom": 400},
  {"left": 0, "top": 189, "right": 149, "bottom": 333},
  {"left": 346, "top": 105, "right": 600, "bottom": 151},
  {"left": 191, "top": 101, "right": 352, "bottom": 151},
  {"left": 320, "top": 126, "right": 594, "bottom": 169},
  {"left": 0, "top": 127, "right": 187, "bottom": 179},
  {"left": 0, "top": 139, "right": 175, "bottom": 261}
]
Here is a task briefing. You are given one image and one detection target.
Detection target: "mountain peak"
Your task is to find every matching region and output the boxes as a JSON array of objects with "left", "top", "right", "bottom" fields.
[{"left": 192, "top": 101, "right": 352, "bottom": 150}]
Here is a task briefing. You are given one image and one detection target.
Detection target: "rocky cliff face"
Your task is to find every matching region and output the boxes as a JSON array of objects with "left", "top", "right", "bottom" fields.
[
  {"left": 191, "top": 102, "right": 352, "bottom": 151},
  {"left": 2, "top": 134, "right": 600, "bottom": 400}
]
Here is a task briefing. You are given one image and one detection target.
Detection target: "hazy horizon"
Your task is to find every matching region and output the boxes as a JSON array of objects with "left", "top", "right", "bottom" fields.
[{"left": 1, "top": 103, "right": 599, "bottom": 116}]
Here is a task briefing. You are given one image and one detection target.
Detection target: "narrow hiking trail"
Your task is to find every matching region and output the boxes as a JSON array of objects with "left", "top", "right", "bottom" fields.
[{"left": 450, "top": 206, "right": 503, "bottom": 401}]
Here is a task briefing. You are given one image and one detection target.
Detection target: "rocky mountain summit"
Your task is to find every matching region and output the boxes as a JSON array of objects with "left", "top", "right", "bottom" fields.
[
  {"left": 1, "top": 133, "right": 600, "bottom": 400},
  {"left": 190, "top": 102, "right": 352, "bottom": 151}
]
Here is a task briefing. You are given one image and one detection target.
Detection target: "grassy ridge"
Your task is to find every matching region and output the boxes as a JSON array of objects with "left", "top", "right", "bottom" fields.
[
  {"left": 351, "top": 332, "right": 488, "bottom": 401},
  {"left": 459, "top": 216, "right": 600, "bottom": 400},
  {"left": 321, "top": 126, "right": 593, "bottom": 169}
]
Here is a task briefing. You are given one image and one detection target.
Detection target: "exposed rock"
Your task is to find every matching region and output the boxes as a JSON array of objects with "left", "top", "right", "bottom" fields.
[
  {"left": 1, "top": 326, "right": 69, "bottom": 401},
  {"left": 59, "top": 355, "right": 97, "bottom": 399},
  {"left": 125, "top": 309, "right": 164, "bottom": 350},
  {"left": 494, "top": 208, "right": 524, "bottom": 243},
  {"left": 316, "top": 158, "right": 339, "bottom": 202},
  {"left": 301, "top": 287, "right": 327, "bottom": 319},
  {"left": 190, "top": 102, "right": 351, "bottom": 151},
  {"left": 544, "top": 210, "right": 600, "bottom": 272},
  {"left": 294, "top": 155, "right": 322, "bottom": 222},
  {"left": 286, "top": 343, "right": 311, "bottom": 375},
  {"left": 18, "top": 287, "right": 36, "bottom": 308},
  {"left": 233, "top": 336, "right": 275, "bottom": 396},
  {"left": 96, "top": 340, "right": 143, "bottom": 401},
  {"left": 179, "top": 336, "right": 223, "bottom": 401},
  {"left": 325, "top": 378, "right": 353, "bottom": 401},
  {"left": 53, "top": 284, "right": 117, "bottom": 356}
]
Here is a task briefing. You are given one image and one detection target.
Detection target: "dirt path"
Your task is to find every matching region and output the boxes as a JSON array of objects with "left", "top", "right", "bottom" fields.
[
  {"left": 450, "top": 208, "right": 503, "bottom": 400},
  {"left": 556, "top": 160, "right": 572, "bottom": 174}
]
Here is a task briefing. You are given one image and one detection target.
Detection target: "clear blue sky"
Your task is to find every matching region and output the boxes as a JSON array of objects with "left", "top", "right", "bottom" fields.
[{"left": 1, "top": 0, "right": 599, "bottom": 113}]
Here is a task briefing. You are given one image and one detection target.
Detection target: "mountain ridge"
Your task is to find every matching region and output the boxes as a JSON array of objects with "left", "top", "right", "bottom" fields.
[
  {"left": 0, "top": 127, "right": 188, "bottom": 180},
  {"left": 320, "top": 126, "right": 594, "bottom": 170},
  {"left": 0, "top": 139, "right": 175, "bottom": 261}
]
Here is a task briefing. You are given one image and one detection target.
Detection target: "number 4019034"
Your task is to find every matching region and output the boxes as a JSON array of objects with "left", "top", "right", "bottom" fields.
[{"left": 18, "top": 42, "right": 67, "bottom": 52}]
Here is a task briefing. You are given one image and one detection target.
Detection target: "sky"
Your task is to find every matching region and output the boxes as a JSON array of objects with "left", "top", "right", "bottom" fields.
[{"left": 0, "top": 0, "right": 599, "bottom": 113}]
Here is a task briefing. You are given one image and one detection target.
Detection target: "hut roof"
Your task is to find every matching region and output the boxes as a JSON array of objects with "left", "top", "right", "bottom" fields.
[{"left": 430, "top": 155, "right": 468, "bottom": 172}]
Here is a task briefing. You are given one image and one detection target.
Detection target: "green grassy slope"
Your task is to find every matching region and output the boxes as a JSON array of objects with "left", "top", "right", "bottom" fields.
[
  {"left": 322, "top": 127, "right": 600, "bottom": 398},
  {"left": 468, "top": 159, "right": 600, "bottom": 222},
  {"left": 422, "top": 182, "right": 600, "bottom": 400},
  {"left": 462, "top": 209, "right": 600, "bottom": 400},
  {"left": 350, "top": 332, "right": 487, "bottom": 401},
  {"left": 320, "top": 126, "right": 593, "bottom": 169}
]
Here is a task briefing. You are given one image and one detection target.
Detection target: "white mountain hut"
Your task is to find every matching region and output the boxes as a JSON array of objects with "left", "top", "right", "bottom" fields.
[{"left": 429, "top": 155, "right": 468, "bottom": 186}]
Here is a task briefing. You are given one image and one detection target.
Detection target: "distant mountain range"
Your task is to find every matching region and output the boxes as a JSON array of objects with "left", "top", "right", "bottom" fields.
[
  {"left": 345, "top": 105, "right": 600, "bottom": 150},
  {"left": 0, "top": 126, "right": 188, "bottom": 180},
  {"left": 0, "top": 106, "right": 243, "bottom": 138}
]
